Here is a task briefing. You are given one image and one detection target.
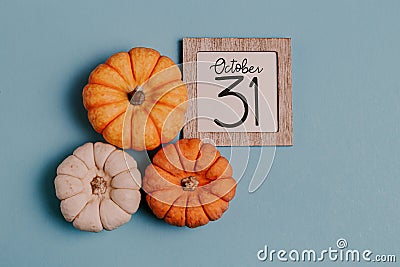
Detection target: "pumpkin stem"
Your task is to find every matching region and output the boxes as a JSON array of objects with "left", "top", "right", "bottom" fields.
[
  {"left": 90, "top": 176, "right": 107, "bottom": 195},
  {"left": 129, "top": 86, "right": 145, "bottom": 105},
  {"left": 181, "top": 176, "right": 199, "bottom": 191}
]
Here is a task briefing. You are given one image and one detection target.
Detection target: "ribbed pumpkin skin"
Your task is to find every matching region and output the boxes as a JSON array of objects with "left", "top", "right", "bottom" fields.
[
  {"left": 54, "top": 142, "right": 142, "bottom": 232},
  {"left": 82, "top": 47, "right": 188, "bottom": 151},
  {"left": 143, "top": 139, "right": 236, "bottom": 228}
]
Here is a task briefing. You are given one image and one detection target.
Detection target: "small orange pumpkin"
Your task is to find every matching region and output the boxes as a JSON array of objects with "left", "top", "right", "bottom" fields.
[
  {"left": 143, "top": 139, "right": 236, "bottom": 228},
  {"left": 83, "top": 47, "right": 188, "bottom": 151}
]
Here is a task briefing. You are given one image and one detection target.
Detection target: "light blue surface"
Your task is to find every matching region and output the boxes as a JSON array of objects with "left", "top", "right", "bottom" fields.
[{"left": 1, "top": 0, "right": 399, "bottom": 266}]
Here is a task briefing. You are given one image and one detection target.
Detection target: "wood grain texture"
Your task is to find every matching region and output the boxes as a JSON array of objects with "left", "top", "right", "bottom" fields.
[{"left": 182, "top": 38, "right": 292, "bottom": 146}]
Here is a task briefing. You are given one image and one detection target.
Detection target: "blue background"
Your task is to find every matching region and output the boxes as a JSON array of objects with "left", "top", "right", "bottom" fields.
[{"left": 1, "top": 0, "right": 399, "bottom": 266}]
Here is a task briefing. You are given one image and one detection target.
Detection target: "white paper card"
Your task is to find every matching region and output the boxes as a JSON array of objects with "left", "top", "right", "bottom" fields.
[{"left": 196, "top": 51, "right": 278, "bottom": 133}]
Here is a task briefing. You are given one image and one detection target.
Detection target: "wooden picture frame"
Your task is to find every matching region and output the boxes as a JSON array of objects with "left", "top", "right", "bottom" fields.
[{"left": 182, "top": 37, "right": 292, "bottom": 146}]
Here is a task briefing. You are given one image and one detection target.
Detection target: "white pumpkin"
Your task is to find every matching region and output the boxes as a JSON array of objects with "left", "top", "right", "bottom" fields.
[{"left": 54, "top": 142, "right": 141, "bottom": 232}]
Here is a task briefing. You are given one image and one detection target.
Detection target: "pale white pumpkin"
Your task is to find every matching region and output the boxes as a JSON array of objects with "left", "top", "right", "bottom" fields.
[{"left": 54, "top": 142, "right": 141, "bottom": 232}]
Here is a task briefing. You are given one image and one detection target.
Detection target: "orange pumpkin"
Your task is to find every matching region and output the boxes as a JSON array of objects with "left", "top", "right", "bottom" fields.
[
  {"left": 82, "top": 47, "right": 188, "bottom": 151},
  {"left": 143, "top": 138, "right": 236, "bottom": 228}
]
